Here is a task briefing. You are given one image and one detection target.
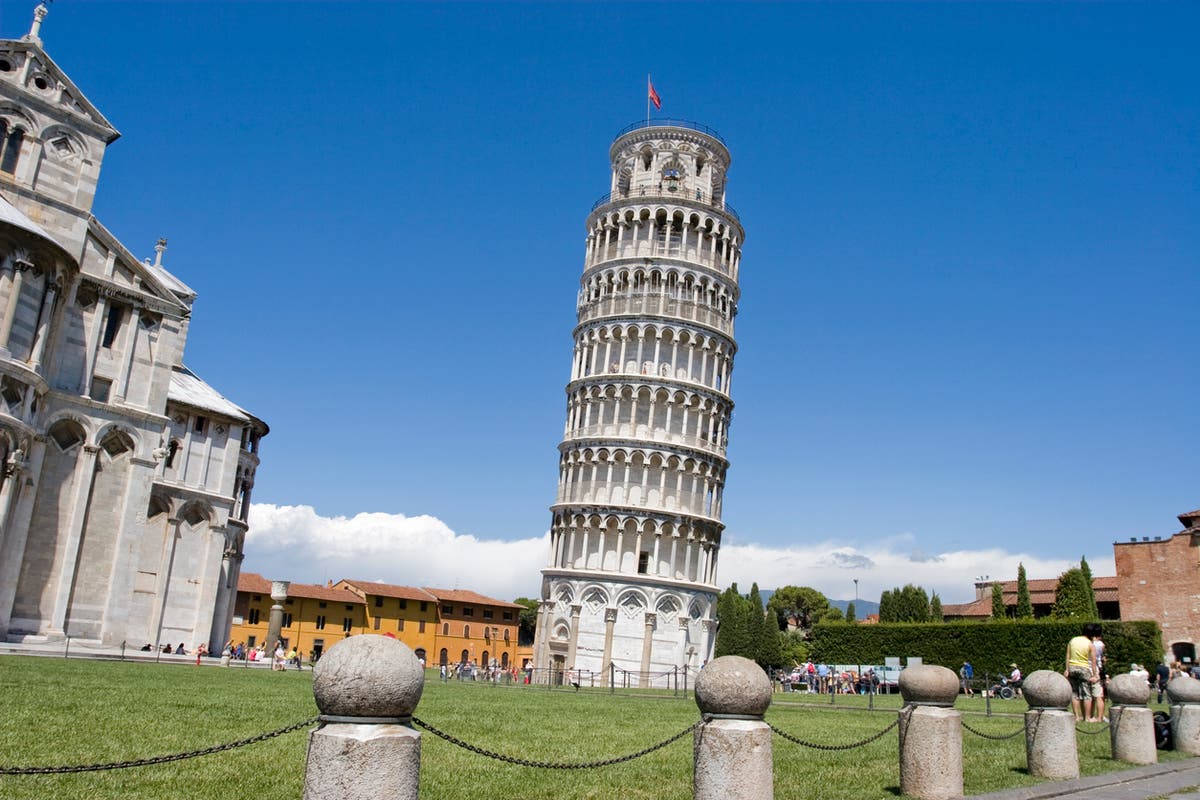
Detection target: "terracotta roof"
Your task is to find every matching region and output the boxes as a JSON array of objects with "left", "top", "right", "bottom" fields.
[
  {"left": 237, "top": 572, "right": 360, "bottom": 604},
  {"left": 943, "top": 575, "right": 1118, "bottom": 618},
  {"left": 424, "top": 588, "right": 523, "bottom": 609},
  {"left": 338, "top": 580, "right": 437, "bottom": 603}
]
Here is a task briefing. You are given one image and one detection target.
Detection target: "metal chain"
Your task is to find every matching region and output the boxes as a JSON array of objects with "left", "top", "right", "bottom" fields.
[
  {"left": 1076, "top": 722, "right": 1111, "bottom": 734},
  {"left": 768, "top": 717, "right": 900, "bottom": 751},
  {"left": 413, "top": 716, "right": 699, "bottom": 769},
  {"left": 962, "top": 719, "right": 1026, "bottom": 741},
  {"left": 0, "top": 716, "right": 318, "bottom": 775}
]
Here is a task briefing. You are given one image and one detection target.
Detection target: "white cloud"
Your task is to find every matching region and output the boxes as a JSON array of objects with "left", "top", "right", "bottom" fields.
[{"left": 245, "top": 504, "right": 1115, "bottom": 605}]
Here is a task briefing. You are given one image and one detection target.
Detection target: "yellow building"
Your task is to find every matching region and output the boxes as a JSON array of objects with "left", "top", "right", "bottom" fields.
[
  {"left": 231, "top": 573, "right": 366, "bottom": 660},
  {"left": 229, "top": 574, "right": 523, "bottom": 668}
]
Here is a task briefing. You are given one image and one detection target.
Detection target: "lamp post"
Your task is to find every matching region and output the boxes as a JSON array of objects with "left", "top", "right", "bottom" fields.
[{"left": 854, "top": 579, "right": 859, "bottom": 602}]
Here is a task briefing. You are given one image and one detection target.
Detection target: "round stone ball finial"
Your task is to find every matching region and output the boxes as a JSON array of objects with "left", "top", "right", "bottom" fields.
[
  {"left": 1167, "top": 675, "right": 1200, "bottom": 705},
  {"left": 898, "top": 664, "right": 960, "bottom": 706},
  {"left": 1022, "top": 670, "right": 1072, "bottom": 709},
  {"left": 312, "top": 635, "right": 425, "bottom": 719},
  {"left": 694, "top": 656, "right": 772, "bottom": 717},
  {"left": 1107, "top": 672, "right": 1151, "bottom": 706}
]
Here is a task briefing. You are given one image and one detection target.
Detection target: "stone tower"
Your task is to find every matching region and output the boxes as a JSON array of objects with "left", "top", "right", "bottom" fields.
[{"left": 534, "top": 120, "right": 743, "bottom": 683}]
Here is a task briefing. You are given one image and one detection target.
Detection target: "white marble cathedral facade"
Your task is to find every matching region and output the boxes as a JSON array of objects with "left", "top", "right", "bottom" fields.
[
  {"left": 0, "top": 6, "right": 266, "bottom": 652},
  {"left": 534, "top": 120, "right": 743, "bottom": 682}
]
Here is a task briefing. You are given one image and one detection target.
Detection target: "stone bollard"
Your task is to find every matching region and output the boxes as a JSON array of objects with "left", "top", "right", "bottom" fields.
[
  {"left": 1107, "top": 672, "right": 1156, "bottom": 765},
  {"left": 302, "top": 635, "right": 425, "bottom": 800},
  {"left": 1021, "top": 670, "right": 1078, "bottom": 780},
  {"left": 694, "top": 655, "right": 773, "bottom": 800},
  {"left": 1167, "top": 675, "right": 1200, "bottom": 755},
  {"left": 898, "top": 664, "right": 962, "bottom": 800}
]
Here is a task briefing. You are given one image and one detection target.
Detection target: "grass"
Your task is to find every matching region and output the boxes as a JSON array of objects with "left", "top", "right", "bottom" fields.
[{"left": 0, "top": 655, "right": 1189, "bottom": 799}]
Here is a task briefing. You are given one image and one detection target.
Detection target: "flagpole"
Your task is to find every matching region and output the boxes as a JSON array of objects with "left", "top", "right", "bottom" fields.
[{"left": 646, "top": 73, "right": 651, "bottom": 125}]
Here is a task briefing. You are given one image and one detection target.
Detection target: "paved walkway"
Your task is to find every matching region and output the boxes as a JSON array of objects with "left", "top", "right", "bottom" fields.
[{"left": 976, "top": 758, "right": 1200, "bottom": 800}]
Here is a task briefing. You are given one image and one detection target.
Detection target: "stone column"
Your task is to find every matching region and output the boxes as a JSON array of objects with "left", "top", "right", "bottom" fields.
[
  {"left": 1021, "top": 670, "right": 1079, "bottom": 780},
  {"left": 27, "top": 279, "right": 57, "bottom": 369},
  {"left": 264, "top": 580, "right": 289, "bottom": 656},
  {"left": 1168, "top": 676, "right": 1200, "bottom": 756},
  {"left": 898, "top": 664, "right": 963, "bottom": 800},
  {"left": 565, "top": 603, "right": 582, "bottom": 670},
  {"left": 600, "top": 607, "right": 616, "bottom": 687},
  {"left": 1108, "top": 673, "right": 1156, "bottom": 765},
  {"left": 639, "top": 612, "right": 656, "bottom": 682},
  {"left": 304, "top": 635, "right": 424, "bottom": 800},
  {"left": 0, "top": 261, "right": 28, "bottom": 352},
  {"left": 50, "top": 444, "right": 100, "bottom": 634},
  {"left": 693, "top": 655, "right": 773, "bottom": 800}
]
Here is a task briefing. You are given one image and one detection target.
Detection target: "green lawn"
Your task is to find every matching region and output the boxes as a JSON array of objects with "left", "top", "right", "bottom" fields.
[{"left": 0, "top": 656, "right": 1186, "bottom": 799}]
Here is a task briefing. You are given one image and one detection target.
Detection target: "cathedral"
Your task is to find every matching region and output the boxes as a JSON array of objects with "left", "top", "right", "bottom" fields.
[
  {"left": 534, "top": 120, "right": 742, "bottom": 682},
  {"left": 0, "top": 5, "right": 266, "bottom": 652}
]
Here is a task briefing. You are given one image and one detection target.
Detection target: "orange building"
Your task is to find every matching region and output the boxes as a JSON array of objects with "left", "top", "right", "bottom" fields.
[
  {"left": 230, "top": 573, "right": 366, "bottom": 660},
  {"left": 229, "top": 574, "right": 523, "bottom": 669}
]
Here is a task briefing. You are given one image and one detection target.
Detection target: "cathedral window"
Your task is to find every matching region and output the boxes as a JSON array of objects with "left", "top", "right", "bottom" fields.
[
  {"left": 0, "top": 120, "right": 22, "bottom": 175},
  {"left": 638, "top": 551, "right": 650, "bottom": 574},
  {"left": 100, "top": 304, "right": 124, "bottom": 348},
  {"left": 48, "top": 420, "right": 84, "bottom": 451},
  {"left": 193, "top": 416, "right": 207, "bottom": 434}
]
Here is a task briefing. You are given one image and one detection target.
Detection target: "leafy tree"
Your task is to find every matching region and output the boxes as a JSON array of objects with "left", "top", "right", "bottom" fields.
[
  {"left": 779, "top": 630, "right": 810, "bottom": 666},
  {"left": 513, "top": 597, "right": 540, "bottom": 646},
  {"left": 766, "top": 586, "right": 835, "bottom": 638},
  {"left": 823, "top": 606, "right": 845, "bottom": 623},
  {"left": 714, "top": 583, "right": 751, "bottom": 658},
  {"left": 845, "top": 602, "right": 857, "bottom": 623},
  {"left": 1015, "top": 563, "right": 1034, "bottom": 619},
  {"left": 1080, "top": 556, "right": 1100, "bottom": 619},
  {"left": 1052, "top": 567, "right": 1097, "bottom": 619},
  {"left": 991, "top": 582, "right": 1006, "bottom": 619},
  {"left": 748, "top": 583, "right": 782, "bottom": 668},
  {"left": 929, "top": 593, "right": 943, "bottom": 622},
  {"left": 879, "top": 584, "right": 929, "bottom": 623}
]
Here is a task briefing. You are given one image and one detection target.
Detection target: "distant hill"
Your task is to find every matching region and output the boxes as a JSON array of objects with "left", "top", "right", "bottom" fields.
[{"left": 757, "top": 590, "right": 879, "bottom": 619}]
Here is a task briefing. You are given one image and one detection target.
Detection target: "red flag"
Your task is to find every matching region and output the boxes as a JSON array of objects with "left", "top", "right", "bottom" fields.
[{"left": 648, "top": 80, "right": 662, "bottom": 110}]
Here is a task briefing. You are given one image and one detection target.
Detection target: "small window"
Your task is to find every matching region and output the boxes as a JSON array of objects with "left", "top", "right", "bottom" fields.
[
  {"left": 164, "top": 440, "right": 180, "bottom": 469},
  {"left": 482, "top": 609, "right": 493, "bottom": 620},
  {"left": 252, "top": 595, "right": 261, "bottom": 601},
  {"left": 419, "top": 621, "right": 426, "bottom": 633},
  {"left": 463, "top": 624, "right": 470, "bottom": 638},
  {"left": 193, "top": 416, "right": 207, "bottom": 434},
  {"left": 398, "top": 619, "right": 405, "bottom": 631},
  {"left": 101, "top": 305, "right": 124, "bottom": 348},
  {"left": 345, "top": 604, "right": 354, "bottom": 611},
  {"left": 374, "top": 597, "right": 383, "bottom": 608},
  {"left": 285, "top": 598, "right": 294, "bottom": 605},
  {"left": 90, "top": 377, "right": 112, "bottom": 403},
  {"left": 420, "top": 601, "right": 428, "bottom": 612},
  {"left": 318, "top": 602, "right": 327, "bottom": 609},
  {"left": 463, "top": 607, "right": 474, "bottom": 617},
  {"left": 247, "top": 635, "right": 256, "bottom": 648},
  {"left": 638, "top": 551, "right": 650, "bottom": 574},
  {"left": 0, "top": 122, "right": 23, "bottom": 175},
  {"left": 442, "top": 623, "right": 448, "bottom": 636},
  {"left": 283, "top": 613, "right": 293, "bottom": 628},
  {"left": 504, "top": 629, "right": 510, "bottom": 641},
  {"left": 315, "top": 615, "right": 326, "bottom": 630},
  {"left": 248, "top": 609, "right": 260, "bottom": 625},
  {"left": 342, "top": 617, "right": 352, "bottom": 633},
  {"left": 442, "top": 605, "right": 453, "bottom": 615},
  {"left": 502, "top": 611, "right": 513, "bottom": 621},
  {"left": 373, "top": 617, "right": 381, "bottom": 630},
  {"left": 399, "top": 599, "right": 407, "bottom": 609}
]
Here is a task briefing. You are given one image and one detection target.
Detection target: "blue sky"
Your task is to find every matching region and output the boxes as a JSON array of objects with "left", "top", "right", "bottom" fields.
[{"left": 8, "top": 3, "right": 1196, "bottom": 604}]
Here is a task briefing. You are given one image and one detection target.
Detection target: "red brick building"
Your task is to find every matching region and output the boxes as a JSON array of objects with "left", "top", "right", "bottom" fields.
[{"left": 1114, "top": 509, "right": 1200, "bottom": 664}]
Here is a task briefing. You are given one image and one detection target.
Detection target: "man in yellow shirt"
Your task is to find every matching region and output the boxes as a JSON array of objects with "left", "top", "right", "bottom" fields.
[{"left": 1064, "top": 622, "right": 1101, "bottom": 722}]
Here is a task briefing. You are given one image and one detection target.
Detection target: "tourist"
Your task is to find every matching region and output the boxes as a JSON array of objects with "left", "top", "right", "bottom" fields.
[
  {"left": 1064, "top": 622, "right": 1101, "bottom": 722},
  {"left": 1090, "top": 633, "right": 1107, "bottom": 722},
  {"left": 1129, "top": 663, "right": 1150, "bottom": 684},
  {"left": 1156, "top": 660, "right": 1171, "bottom": 703},
  {"left": 1008, "top": 663, "right": 1022, "bottom": 697},
  {"left": 273, "top": 640, "right": 286, "bottom": 671},
  {"left": 959, "top": 661, "right": 975, "bottom": 696},
  {"left": 176, "top": 642, "right": 187, "bottom": 656}
]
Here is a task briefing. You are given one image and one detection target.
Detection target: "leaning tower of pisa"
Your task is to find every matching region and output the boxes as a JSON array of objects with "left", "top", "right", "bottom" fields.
[{"left": 533, "top": 120, "right": 743, "bottom": 684}]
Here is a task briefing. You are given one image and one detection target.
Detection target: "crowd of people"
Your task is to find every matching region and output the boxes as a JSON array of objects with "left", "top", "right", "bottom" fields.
[{"left": 774, "top": 662, "right": 882, "bottom": 695}]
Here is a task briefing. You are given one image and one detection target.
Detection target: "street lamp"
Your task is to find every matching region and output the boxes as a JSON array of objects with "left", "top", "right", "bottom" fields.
[{"left": 854, "top": 579, "right": 859, "bottom": 602}]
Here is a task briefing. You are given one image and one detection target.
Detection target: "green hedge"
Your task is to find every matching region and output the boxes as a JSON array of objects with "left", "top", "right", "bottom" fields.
[{"left": 810, "top": 619, "right": 1162, "bottom": 677}]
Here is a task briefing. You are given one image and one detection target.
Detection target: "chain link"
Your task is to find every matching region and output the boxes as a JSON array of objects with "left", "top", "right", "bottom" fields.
[
  {"left": 0, "top": 717, "right": 318, "bottom": 775},
  {"left": 413, "top": 716, "right": 699, "bottom": 769},
  {"left": 961, "top": 719, "right": 1026, "bottom": 741},
  {"left": 768, "top": 717, "right": 900, "bottom": 751},
  {"left": 1076, "top": 722, "right": 1111, "bottom": 734}
]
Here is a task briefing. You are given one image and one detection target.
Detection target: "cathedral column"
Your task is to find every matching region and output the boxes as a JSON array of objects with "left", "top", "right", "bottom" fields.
[
  {"left": 50, "top": 444, "right": 101, "bottom": 634},
  {"left": 26, "top": 279, "right": 57, "bottom": 369},
  {"left": 565, "top": 603, "right": 582, "bottom": 669},
  {"left": 600, "top": 607, "right": 617, "bottom": 687},
  {"left": 0, "top": 261, "right": 29, "bottom": 351},
  {"left": 535, "top": 599, "right": 555, "bottom": 671},
  {"left": 639, "top": 612, "right": 657, "bottom": 680},
  {"left": 0, "top": 436, "right": 44, "bottom": 637}
]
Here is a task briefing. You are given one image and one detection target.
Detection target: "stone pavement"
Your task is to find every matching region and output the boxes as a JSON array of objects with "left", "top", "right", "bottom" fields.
[{"left": 975, "top": 758, "right": 1200, "bottom": 800}]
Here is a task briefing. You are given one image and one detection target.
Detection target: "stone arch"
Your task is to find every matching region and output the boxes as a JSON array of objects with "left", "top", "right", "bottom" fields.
[
  {"left": 617, "top": 589, "right": 648, "bottom": 619},
  {"left": 46, "top": 416, "right": 87, "bottom": 452}
]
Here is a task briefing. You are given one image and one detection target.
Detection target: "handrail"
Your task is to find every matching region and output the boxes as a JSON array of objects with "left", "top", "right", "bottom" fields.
[
  {"left": 589, "top": 187, "right": 740, "bottom": 222},
  {"left": 614, "top": 119, "right": 727, "bottom": 146}
]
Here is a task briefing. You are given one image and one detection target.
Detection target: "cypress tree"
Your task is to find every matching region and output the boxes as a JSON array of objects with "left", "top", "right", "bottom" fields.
[
  {"left": 929, "top": 592, "right": 943, "bottom": 622},
  {"left": 714, "top": 583, "right": 748, "bottom": 657},
  {"left": 748, "top": 583, "right": 782, "bottom": 667},
  {"left": 846, "top": 602, "right": 857, "bottom": 623},
  {"left": 1080, "top": 556, "right": 1100, "bottom": 619},
  {"left": 1053, "top": 568, "right": 1095, "bottom": 619},
  {"left": 1015, "top": 563, "right": 1034, "bottom": 619},
  {"left": 991, "top": 582, "right": 1006, "bottom": 619}
]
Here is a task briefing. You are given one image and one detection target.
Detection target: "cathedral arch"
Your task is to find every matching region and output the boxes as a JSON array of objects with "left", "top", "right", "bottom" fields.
[
  {"left": 46, "top": 417, "right": 87, "bottom": 452},
  {"left": 178, "top": 500, "right": 212, "bottom": 529}
]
